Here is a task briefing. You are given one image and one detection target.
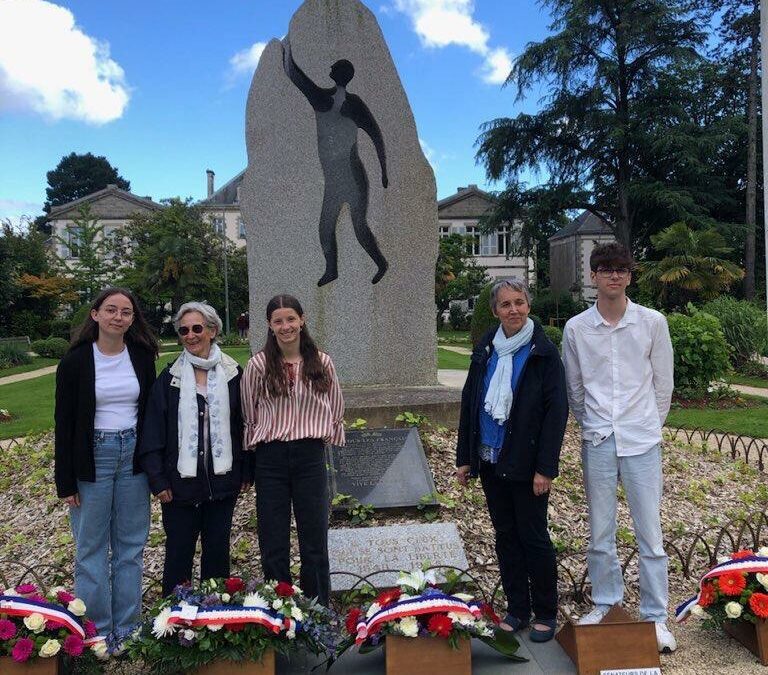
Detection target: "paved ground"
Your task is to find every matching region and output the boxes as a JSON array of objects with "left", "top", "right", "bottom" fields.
[
  {"left": 0, "top": 364, "right": 57, "bottom": 386},
  {"left": 438, "top": 369, "right": 469, "bottom": 389},
  {"left": 731, "top": 383, "right": 768, "bottom": 398},
  {"left": 440, "top": 345, "right": 472, "bottom": 355}
]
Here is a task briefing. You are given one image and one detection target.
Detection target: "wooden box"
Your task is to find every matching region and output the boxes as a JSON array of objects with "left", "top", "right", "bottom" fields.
[
  {"left": 0, "top": 657, "right": 60, "bottom": 675},
  {"left": 385, "top": 635, "right": 471, "bottom": 675},
  {"left": 193, "top": 651, "right": 275, "bottom": 675},
  {"left": 556, "top": 605, "right": 661, "bottom": 675},
  {"left": 723, "top": 617, "right": 768, "bottom": 666}
]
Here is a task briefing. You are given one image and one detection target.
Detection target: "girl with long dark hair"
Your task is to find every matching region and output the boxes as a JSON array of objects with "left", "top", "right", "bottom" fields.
[
  {"left": 241, "top": 294, "right": 344, "bottom": 605},
  {"left": 54, "top": 287, "right": 158, "bottom": 643}
]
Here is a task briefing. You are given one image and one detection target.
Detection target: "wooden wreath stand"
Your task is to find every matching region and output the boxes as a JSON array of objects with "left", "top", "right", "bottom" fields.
[
  {"left": 385, "top": 635, "right": 471, "bottom": 675},
  {"left": 0, "top": 657, "right": 60, "bottom": 675},
  {"left": 723, "top": 617, "right": 768, "bottom": 665},
  {"left": 556, "top": 605, "right": 661, "bottom": 675},
  {"left": 193, "top": 651, "right": 276, "bottom": 675}
]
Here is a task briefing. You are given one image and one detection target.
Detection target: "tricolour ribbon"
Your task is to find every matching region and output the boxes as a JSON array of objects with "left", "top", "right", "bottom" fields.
[
  {"left": 167, "top": 605, "right": 297, "bottom": 635},
  {"left": 0, "top": 595, "right": 85, "bottom": 638}
]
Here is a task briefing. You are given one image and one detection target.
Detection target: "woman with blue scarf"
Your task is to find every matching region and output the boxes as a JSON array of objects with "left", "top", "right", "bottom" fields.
[{"left": 457, "top": 278, "right": 568, "bottom": 643}]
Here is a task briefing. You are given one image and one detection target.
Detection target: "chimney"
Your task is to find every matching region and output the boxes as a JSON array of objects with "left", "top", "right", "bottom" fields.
[{"left": 206, "top": 169, "right": 215, "bottom": 198}]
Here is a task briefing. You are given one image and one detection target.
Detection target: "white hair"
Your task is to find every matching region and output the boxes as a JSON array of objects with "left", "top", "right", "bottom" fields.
[
  {"left": 173, "top": 301, "right": 223, "bottom": 338},
  {"left": 489, "top": 277, "right": 532, "bottom": 311}
]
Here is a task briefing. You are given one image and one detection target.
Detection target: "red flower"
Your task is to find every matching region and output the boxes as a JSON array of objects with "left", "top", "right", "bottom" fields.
[
  {"left": 275, "top": 581, "right": 295, "bottom": 597},
  {"left": 46, "top": 620, "right": 65, "bottom": 630},
  {"left": 63, "top": 635, "right": 84, "bottom": 657},
  {"left": 699, "top": 582, "right": 716, "bottom": 608},
  {"left": 226, "top": 622, "right": 246, "bottom": 632},
  {"left": 718, "top": 571, "right": 748, "bottom": 596},
  {"left": 480, "top": 603, "right": 500, "bottom": 624},
  {"left": 56, "top": 590, "right": 76, "bottom": 604},
  {"left": 12, "top": 637, "right": 34, "bottom": 663},
  {"left": 427, "top": 613, "right": 454, "bottom": 639},
  {"left": 0, "top": 618, "right": 16, "bottom": 640},
  {"left": 731, "top": 550, "right": 754, "bottom": 560},
  {"left": 84, "top": 619, "right": 98, "bottom": 638},
  {"left": 346, "top": 608, "right": 363, "bottom": 635},
  {"left": 14, "top": 583, "right": 38, "bottom": 596},
  {"left": 750, "top": 593, "right": 768, "bottom": 619},
  {"left": 224, "top": 577, "right": 245, "bottom": 594},
  {"left": 375, "top": 588, "right": 402, "bottom": 607}
]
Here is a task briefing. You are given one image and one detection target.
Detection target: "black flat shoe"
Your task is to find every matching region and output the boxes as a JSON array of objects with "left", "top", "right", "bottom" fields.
[
  {"left": 500, "top": 614, "right": 529, "bottom": 632},
  {"left": 529, "top": 618, "right": 557, "bottom": 642}
]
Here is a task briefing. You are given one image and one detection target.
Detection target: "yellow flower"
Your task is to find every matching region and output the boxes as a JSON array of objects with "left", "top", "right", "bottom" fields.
[
  {"left": 39, "top": 640, "right": 61, "bottom": 658},
  {"left": 23, "top": 613, "right": 46, "bottom": 633}
]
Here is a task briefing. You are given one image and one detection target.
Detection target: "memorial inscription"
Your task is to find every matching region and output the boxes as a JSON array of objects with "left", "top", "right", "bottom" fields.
[{"left": 329, "top": 428, "right": 436, "bottom": 509}]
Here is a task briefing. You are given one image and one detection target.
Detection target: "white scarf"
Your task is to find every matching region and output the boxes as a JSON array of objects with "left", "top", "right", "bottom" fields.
[
  {"left": 484, "top": 319, "right": 535, "bottom": 424},
  {"left": 177, "top": 343, "right": 233, "bottom": 478}
]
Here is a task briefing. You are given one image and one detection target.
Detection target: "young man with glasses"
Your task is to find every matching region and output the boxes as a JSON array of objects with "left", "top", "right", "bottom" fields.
[{"left": 562, "top": 242, "right": 676, "bottom": 653}]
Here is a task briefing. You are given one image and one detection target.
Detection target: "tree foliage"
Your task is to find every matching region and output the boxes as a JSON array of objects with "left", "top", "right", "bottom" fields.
[
  {"left": 44, "top": 152, "right": 130, "bottom": 213},
  {"left": 435, "top": 233, "right": 489, "bottom": 326}
]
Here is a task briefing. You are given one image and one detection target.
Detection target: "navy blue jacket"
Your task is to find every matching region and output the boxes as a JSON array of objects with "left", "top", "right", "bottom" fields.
[{"left": 456, "top": 322, "right": 569, "bottom": 480}]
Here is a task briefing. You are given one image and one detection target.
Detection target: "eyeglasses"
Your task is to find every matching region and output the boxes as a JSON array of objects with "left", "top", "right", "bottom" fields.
[
  {"left": 178, "top": 324, "right": 205, "bottom": 336},
  {"left": 102, "top": 306, "right": 134, "bottom": 319},
  {"left": 595, "top": 268, "right": 631, "bottom": 278}
]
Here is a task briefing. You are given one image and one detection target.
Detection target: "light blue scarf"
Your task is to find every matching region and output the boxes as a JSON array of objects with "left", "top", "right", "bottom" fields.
[{"left": 484, "top": 319, "right": 535, "bottom": 424}]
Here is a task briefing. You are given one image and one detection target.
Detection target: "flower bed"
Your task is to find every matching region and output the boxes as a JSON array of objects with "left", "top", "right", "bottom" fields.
[{"left": 126, "top": 577, "right": 338, "bottom": 674}]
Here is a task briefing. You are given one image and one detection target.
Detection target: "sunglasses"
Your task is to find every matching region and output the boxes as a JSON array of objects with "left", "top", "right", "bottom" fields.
[{"left": 178, "top": 324, "right": 205, "bottom": 336}]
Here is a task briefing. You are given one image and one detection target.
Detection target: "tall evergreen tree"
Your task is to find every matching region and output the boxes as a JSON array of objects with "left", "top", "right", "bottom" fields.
[{"left": 44, "top": 152, "right": 130, "bottom": 213}]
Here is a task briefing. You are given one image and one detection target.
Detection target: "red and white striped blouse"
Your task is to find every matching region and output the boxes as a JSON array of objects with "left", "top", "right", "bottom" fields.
[{"left": 240, "top": 351, "right": 345, "bottom": 448}]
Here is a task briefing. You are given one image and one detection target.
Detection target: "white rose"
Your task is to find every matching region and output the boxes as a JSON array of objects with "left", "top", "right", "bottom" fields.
[
  {"left": 397, "top": 616, "right": 419, "bottom": 637},
  {"left": 182, "top": 629, "right": 196, "bottom": 641},
  {"left": 207, "top": 624, "right": 224, "bottom": 632},
  {"left": 39, "top": 639, "right": 61, "bottom": 658},
  {"left": 757, "top": 573, "right": 768, "bottom": 592},
  {"left": 24, "top": 613, "right": 46, "bottom": 633},
  {"left": 291, "top": 606, "right": 304, "bottom": 621},
  {"left": 91, "top": 641, "right": 109, "bottom": 660},
  {"left": 272, "top": 599, "right": 283, "bottom": 610},
  {"left": 690, "top": 604, "right": 706, "bottom": 617},
  {"left": 68, "top": 598, "right": 86, "bottom": 616},
  {"left": 286, "top": 628, "right": 296, "bottom": 639},
  {"left": 152, "top": 608, "right": 177, "bottom": 638},
  {"left": 725, "top": 601, "right": 743, "bottom": 619},
  {"left": 759, "top": 547, "right": 768, "bottom": 558},
  {"left": 221, "top": 593, "right": 231, "bottom": 603}
]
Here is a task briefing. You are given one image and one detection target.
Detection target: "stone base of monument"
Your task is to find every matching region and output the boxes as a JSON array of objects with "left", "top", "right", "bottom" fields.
[
  {"left": 0, "top": 657, "right": 60, "bottom": 674},
  {"left": 192, "top": 653, "right": 275, "bottom": 675},
  {"left": 385, "top": 635, "right": 471, "bottom": 675},
  {"left": 555, "top": 605, "right": 660, "bottom": 675},
  {"left": 723, "top": 617, "right": 768, "bottom": 665},
  {"left": 343, "top": 385, "right": 462, "bottom": 429}
]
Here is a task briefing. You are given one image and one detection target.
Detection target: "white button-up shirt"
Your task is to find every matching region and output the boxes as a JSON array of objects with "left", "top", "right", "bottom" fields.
[{"left": 562, "top": 299, "right": 674, "bottom": 456}]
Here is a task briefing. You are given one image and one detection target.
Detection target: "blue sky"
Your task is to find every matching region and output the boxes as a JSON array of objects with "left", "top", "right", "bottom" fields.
[{"left": 0, "top": 0, "right": 552, "bottom": 224}]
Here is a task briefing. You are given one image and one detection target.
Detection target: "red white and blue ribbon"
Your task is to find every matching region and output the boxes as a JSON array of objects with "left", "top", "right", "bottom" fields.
[
  {"left": 675, "top": 555, "right": 768, "bottom": 623},
  {"left": 0, "top": 595, "right": 85, "bottom": 638},
  {"left": 167, "top": 605, "right": 297, "bottom": 634},
  {"left": 355, "top": 593, "right": 482, "bottom": 644}
]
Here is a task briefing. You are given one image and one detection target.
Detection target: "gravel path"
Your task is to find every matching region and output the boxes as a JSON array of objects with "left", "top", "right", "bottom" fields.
[{"left": 0, "top": 365, "right": 57, "bottom": 385}]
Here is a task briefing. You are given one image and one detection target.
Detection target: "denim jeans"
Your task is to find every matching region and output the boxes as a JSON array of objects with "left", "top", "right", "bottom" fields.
[
  {"left": 69, "top": 428, "right": 150, "bottom": 636},
  {"left": 582, "top": 436, "right": 668, "bottom": 622}
]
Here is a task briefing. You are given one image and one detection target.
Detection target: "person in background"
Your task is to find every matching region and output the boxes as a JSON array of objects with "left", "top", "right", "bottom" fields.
[
  {"left": 456, "top": 278, "right": 568, "bottom": 643},
  {"left": 241, "top": 294, "right": 344, "bottom": 605},
  {"left": 237, "top": 312, "right": 249, "bottom": 340},
  {"left": 55, "top": 287, "right": 158, "bottom": 642},
  {"left": 139, "top": 301, "right": 251, "bottom": 596},
  {"left": 562, "top": 242, "right": 676, "bottom": 653}
]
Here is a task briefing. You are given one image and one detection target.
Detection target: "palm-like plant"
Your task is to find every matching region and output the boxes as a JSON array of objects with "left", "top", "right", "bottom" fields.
[{"left": 638, "top": 221, "right": 743, "bottom": 309}]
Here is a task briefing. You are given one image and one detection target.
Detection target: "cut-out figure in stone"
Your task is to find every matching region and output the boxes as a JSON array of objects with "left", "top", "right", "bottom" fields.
[{"left": 282, "top": 39, "right": 389, "bottom": 286}]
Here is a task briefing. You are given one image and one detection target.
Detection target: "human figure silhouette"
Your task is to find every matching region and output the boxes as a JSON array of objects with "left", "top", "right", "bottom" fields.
[{"left": 282, "top": 39, "right": 389, "bottom": 286}]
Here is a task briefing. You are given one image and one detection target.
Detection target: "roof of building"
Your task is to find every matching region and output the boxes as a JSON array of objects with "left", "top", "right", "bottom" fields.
[
  {"left": 437, "top": 185, "right": 496, "bottom": 219},
  {"left": 200, "top": 170, "right": 245, "bottom": 206},
  {"left": 47, "top": 184, "right": 163, "bottom": 220},
  {"left": 549, "top": 211, "right": 613, "bottom": 241}
]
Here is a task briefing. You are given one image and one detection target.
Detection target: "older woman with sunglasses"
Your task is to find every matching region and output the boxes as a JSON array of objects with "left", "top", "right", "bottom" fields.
[{"left": 138, "top": 302, "right": 252, "bottom": 595}]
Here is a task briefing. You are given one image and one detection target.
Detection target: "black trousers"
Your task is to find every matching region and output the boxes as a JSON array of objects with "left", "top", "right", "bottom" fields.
[
  {"left": 254, "top": 438, "right": 329, "bottom": 605},
  {"left": 479, "top": 462, "right": 558, "bottom": 621},
  {"left": 161, "top": 495, "right": 237, "bottom": 596}
]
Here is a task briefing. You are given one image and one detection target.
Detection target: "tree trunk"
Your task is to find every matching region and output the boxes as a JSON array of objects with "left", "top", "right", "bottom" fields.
[{"left": 744, "top": 0, "right": 759, "bottom": 300}]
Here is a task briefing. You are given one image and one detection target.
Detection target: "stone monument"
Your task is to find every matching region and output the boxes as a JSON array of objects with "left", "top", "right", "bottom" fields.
[{"left": 242, "top": 0, "right": 437, "bottom": 387}]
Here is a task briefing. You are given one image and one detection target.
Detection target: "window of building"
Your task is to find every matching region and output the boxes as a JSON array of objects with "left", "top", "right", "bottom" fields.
[
  {"left": 212, "top": 217, "right": 225, "bottom": 235},
  {"left": 66, "top": 227, "right": 83, "bottom": 258},
  {"left": 497, "top": 225, "right": 509, "bottom": 256},
  {"left": 238, "top": 218, "right": 246, "bottom": 239},
  {"left": 439, "top": 225, "right": 450, "bottom": 238},
  {"left": 464, "top": 225, "right": 480, "bottom": 255},
  {"left": 480, "top": 233, "right": 497, "bottom": 256}
]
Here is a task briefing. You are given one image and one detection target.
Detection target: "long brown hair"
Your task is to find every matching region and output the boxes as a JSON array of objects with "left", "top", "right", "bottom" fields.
[
  {"left": 71, "top": 287, "right": 160, "bottom": 357},
  {"left": 262, "top": 294, "right": 329, "bottom": 397}
]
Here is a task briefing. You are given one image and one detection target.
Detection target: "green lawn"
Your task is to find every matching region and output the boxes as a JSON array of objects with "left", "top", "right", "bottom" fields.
[
  {"left": 0, "top": 373, "right": 55, "bottom": 439},
  {"left": 0, "top": 358, "right": 59, "bottom": 378},
  {"left": 437, "top": 348, "right": 470, "bottom": 370},
  {"left": 666, "top": 397, "right": 768, "bottom": 439},
  {"left": 726, "top": 374, "right": 768, "bottom": 389},
  {"left": 437, "top": 329, "right": 471, "bottom": 345}
]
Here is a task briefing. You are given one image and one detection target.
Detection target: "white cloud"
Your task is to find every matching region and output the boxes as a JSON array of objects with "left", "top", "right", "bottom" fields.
[
  {"left": 0, "top": 0, "right": 129, "bottom": 124},
  {"left": 419, "top": 137, "right": 438, "bottom": 169},
  {"left": 0, "top": 199, "right": 42, "bottom": 227},
  {"left": 229, "top": 42, "right": 267, "bottom": 77},
  {"left": 392, "top": 0, "right": 512, "bottom": 84}
]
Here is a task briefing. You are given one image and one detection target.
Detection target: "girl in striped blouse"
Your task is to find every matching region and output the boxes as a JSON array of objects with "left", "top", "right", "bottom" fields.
[{"left": 241, "top": 294, "right": 345, "bottom": 605}]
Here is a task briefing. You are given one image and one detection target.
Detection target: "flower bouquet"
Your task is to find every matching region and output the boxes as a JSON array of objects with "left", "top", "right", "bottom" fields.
[
  {"left": 677, "top": 547, "right": 768, "bottom": 665},
  {"left": 126, "top": 576, "right": 338, "bottom": 675},
  {"left": 337, "top": 568, "right": 525, "bottom": 675},
  {"left": 0, "top": 582, "right": 104, "bottom": 674}
]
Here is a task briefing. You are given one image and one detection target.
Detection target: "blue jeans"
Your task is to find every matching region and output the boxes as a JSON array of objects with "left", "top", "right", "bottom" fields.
[
  {"left": 581, "top": 436, "right": 668, "bottom": 622},
  {"left": 69, "top": 429, "right": 150, "bottom": 636}
]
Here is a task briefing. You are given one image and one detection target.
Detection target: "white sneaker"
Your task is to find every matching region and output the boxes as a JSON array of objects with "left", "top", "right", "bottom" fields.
[
  {"left": 655, "top": 622, "right": 677, "bottom": 653},
  {"left": 577, "top": 606, "right": 611, "bottom": 625}
]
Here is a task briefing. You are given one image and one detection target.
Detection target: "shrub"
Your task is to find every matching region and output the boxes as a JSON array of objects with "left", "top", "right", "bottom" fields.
[
  {"left": 543, "top": 325, "right": 563, "bottom": 350},
  {"left": 448, "top": 304, "right": 470, "bottom": 331},
  {"left": 701, "top": 297, "right": 768, "bottom": 368},
  {"left": 531, "top": 289, "right": 586, "bottom": 326},
  {"left": 9, "top": 309, "right": 49, "bottom": 340},
  {"left": 667, "top": 309, "right": 730, "bottom": 397},
  {"left": 49, "top": 318, "right": 72, "bottom": 340},
  {"left": 31, "top": 337, "right": 69, "bottom": 359},
  {"left": 0, "top": 343, "right": 32, "bottom": 369},
  {"left": 218, "top": 333, "right": 248, "bottom": 347},
  {"left": 470, "top": 284, "right": 494, "bottom": 346}
]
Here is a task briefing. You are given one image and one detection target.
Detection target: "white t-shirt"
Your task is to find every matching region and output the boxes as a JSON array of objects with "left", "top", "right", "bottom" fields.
[{"left": 93, "top": 343, "right": 140, "bottom": 430}]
